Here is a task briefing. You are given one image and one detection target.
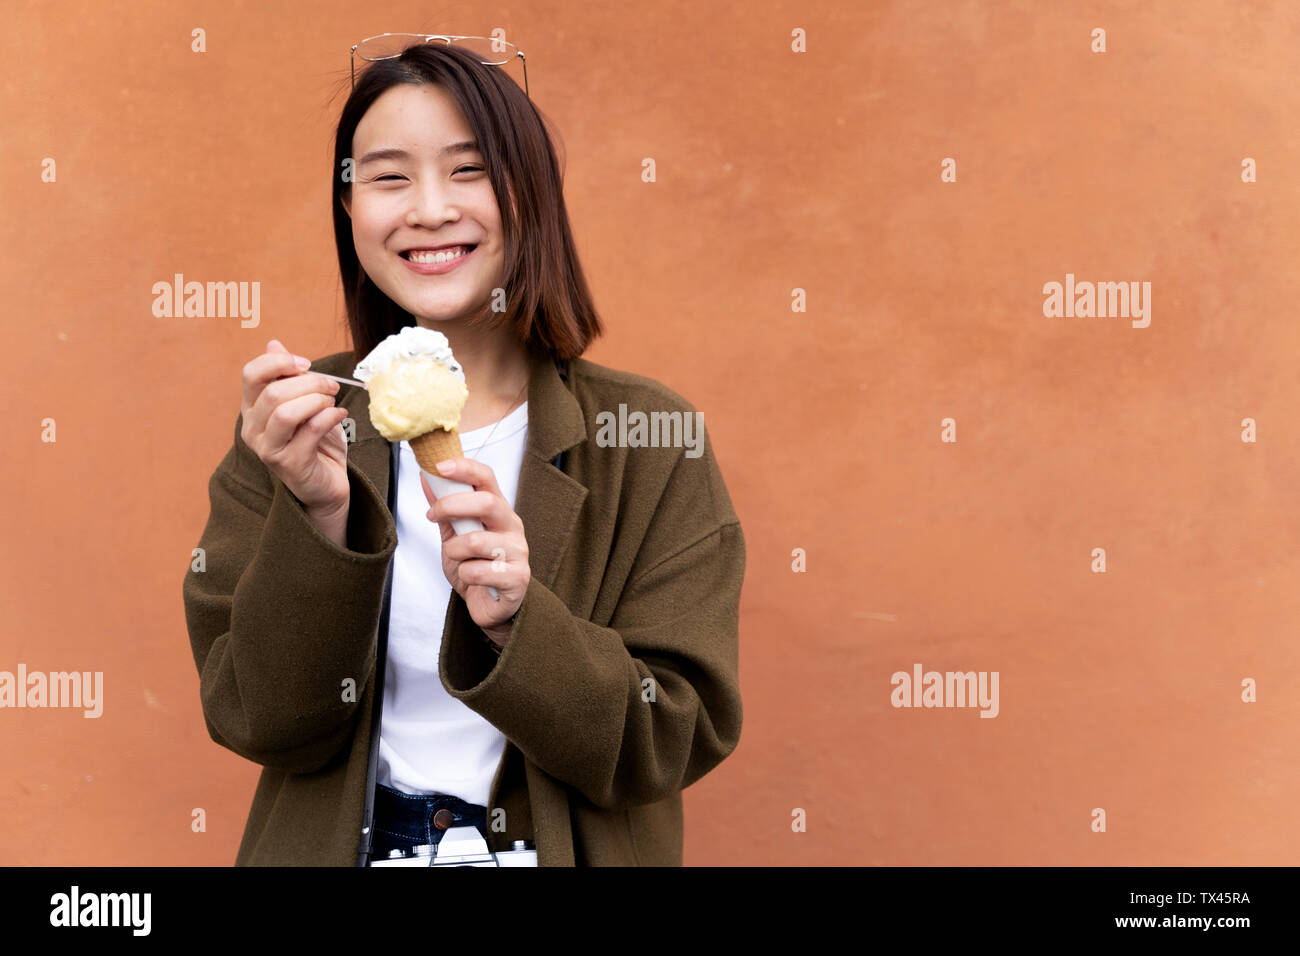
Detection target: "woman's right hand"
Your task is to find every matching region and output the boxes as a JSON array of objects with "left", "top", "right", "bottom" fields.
[{"left": 241, "top": 339, "right": 351, "bottom": 517}]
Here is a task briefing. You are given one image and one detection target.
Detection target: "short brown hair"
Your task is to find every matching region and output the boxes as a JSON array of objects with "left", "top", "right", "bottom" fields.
[{"left": 332, "top": 42, "right": 604, "bottom": 367}]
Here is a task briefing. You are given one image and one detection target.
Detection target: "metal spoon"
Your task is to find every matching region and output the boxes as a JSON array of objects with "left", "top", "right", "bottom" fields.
[{"left": 309, "top": 371, "right": 367, "bottom": 389}]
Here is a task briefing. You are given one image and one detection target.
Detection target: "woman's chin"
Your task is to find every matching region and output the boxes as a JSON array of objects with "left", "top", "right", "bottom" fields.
[{"left": 391, "top": 295, "right": 472, "bottom": 324}]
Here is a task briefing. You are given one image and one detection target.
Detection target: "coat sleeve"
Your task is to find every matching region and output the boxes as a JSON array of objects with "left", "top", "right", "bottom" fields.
[
  {"left": 181, "top": 413, "right": 397, "bottom": 774},
  {"left": 439, "top": 432, "right": 745, "bottom": 812}
]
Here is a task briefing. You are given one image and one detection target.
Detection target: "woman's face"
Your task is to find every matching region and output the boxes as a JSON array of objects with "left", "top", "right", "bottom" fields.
[{"left": 342, "top": 82, "right": 506, "bottom": 326}]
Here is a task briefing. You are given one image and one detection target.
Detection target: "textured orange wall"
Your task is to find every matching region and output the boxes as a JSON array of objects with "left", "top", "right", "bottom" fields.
[{"left": 3, "top": 0, "right": 1299, "bottom": 865}]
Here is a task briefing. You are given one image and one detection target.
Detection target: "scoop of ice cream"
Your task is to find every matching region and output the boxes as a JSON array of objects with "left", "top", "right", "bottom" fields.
[
  {"left": 353, "top": 327, "right": 469, "bottom": 442},
  {"left": 364, "top": 358, "right": 469, "bottom": 441}
]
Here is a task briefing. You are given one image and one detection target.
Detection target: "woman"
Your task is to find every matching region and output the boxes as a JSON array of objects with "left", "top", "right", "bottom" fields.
[{"left": 182, "top": 39, "right": 746, "bottom": 866}]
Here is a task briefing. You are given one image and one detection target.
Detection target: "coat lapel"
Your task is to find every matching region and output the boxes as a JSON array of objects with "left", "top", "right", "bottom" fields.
[
  {"left": 340, "top": 346, "right": 589, "bottom": 588},
  {"left": 511, "top": 350, "right": 590, "bottom": 589}
]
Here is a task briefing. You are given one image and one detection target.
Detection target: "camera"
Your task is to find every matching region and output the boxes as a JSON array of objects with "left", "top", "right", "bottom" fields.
[{"left": 368, "top": 826, "right": 538, "bottom": 867}]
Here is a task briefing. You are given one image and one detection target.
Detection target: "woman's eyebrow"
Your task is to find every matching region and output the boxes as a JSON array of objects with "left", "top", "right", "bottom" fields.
[{"left": 357, "top": 141, "right": 481, "bottom": 165}]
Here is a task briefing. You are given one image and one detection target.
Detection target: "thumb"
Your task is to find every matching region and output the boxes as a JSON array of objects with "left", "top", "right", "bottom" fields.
[{"left": 267, "top": 339, "right": 289, "bottom": 354}]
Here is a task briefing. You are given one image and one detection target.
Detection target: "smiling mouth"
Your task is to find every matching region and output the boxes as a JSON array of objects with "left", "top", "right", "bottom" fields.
[{"left": 399, "top": 245, "right": 477, "bottom": 262}]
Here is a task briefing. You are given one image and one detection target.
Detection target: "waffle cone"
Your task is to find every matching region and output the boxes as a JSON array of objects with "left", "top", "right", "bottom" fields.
[{"left": 410, "top": 428, "right": 463, "bottom": 473}]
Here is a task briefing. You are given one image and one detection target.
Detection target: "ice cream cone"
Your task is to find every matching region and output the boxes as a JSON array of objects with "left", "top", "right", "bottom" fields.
[{"left": 410, "top": 427, "right": 463, "bottom": 474}]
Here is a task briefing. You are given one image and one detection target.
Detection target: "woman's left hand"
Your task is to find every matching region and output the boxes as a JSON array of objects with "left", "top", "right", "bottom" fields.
[{"left": 420, "top": 458, "right": 529, "bottom": 647}]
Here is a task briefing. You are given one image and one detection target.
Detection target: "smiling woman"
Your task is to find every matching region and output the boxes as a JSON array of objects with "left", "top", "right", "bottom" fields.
[{"left": 182, "top": 39, "right": 746, "bottom": 869}]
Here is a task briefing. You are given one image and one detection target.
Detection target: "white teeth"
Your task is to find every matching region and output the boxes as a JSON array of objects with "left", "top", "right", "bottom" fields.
[{"left": 407, "top": 246, "right": 469, "bottom": 264}]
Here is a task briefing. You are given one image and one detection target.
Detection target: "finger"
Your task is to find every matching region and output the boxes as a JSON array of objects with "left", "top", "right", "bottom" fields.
[
  {"left": 242, "top": 348, "right": 314, "bottom": 410},
  {"left": 420, "top": 473, "right": 474, "bottom": 528},
  {"left": 427, "top": 498, "right": 470, "bottom": 539},
  {"left": 441, "top": 529, "right": 515, "bottom": 563},
  {"left": 261, "top": 392, "right": 341, "bottom": 455},
  {"left": 289, "top": 405, "right": 350, "bottom": 454},
  {"left": 434, "top": 457, "right": 503, "bottom": 499},
  {"left": 428, "top": 490, "right": 511, "bottom": 530},
  {"left": 275, "top": 405, "right": 349, "bottom": 468},
  {"left": 458, "top": 556, "right": 514, "bottom": 593},
  {"left": 252, "top": 372, "right": 340, "bottom": 432}
]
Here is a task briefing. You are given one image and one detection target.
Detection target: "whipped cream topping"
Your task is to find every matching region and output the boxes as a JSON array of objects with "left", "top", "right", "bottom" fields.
[{"left": 353, "top": 325, "right": 465, "bottom": 383}]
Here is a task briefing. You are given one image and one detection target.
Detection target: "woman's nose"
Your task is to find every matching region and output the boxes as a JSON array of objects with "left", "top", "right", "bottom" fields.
[{"left": 407, "top": 181, "right": 458, "bottom": 226}]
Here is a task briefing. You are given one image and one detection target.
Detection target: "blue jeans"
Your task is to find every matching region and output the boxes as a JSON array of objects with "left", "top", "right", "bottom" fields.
[{"left": 369, "top": 782, "right": 490, "bottom": 862}]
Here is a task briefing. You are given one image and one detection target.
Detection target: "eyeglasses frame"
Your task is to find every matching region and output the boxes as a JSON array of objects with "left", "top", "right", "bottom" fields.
[{"left": 349, "top": 33, "right": 529, "bottom": 100}]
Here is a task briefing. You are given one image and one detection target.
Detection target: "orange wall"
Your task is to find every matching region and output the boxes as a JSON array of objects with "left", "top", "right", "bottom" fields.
[{"left": 4, "top": 0, "right": 1299, "bottom": 865}]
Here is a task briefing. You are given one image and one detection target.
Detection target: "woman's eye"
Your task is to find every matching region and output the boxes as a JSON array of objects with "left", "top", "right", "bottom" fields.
[{"left": 372, "top": 168, "right": 478, "bottom": 181}]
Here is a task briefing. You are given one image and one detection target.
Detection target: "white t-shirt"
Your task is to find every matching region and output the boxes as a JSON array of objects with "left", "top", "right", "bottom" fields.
[{"left": 376, "top": 400, "right": 529, "bottom": 805}]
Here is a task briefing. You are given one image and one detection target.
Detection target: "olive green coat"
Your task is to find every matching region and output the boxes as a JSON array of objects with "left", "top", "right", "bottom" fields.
[{"left": 182, "top": 346, "right": 745, "bottom": 865}]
